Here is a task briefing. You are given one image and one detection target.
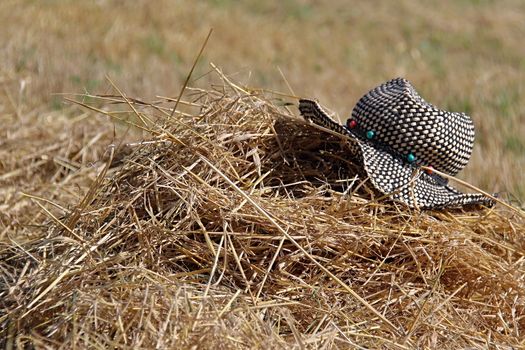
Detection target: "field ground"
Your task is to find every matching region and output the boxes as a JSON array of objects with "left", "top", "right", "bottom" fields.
[
  {"left": 1, "top": 0, "right": 524, "bottom": 200},
  {"left": 1, "top": 0, "right": 525, "bottom": 348}
]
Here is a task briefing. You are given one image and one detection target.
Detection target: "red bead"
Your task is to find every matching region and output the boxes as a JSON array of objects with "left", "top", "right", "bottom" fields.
[
  {"left": 347, "top": 119, "right": 357, "bottom": 129},
  {"left": 425, "top": 166, "right": 433, "bottom": 175}
]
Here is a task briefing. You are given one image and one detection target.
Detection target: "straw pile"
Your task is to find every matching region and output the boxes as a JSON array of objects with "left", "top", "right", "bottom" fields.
[{"left": 1, "top": 79, "right": 524, "bottom": 349}]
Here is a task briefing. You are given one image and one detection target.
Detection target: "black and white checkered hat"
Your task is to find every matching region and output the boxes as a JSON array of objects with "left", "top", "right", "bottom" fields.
[{"left": 299, "top": 78, "right": 495, "bottom": 209}]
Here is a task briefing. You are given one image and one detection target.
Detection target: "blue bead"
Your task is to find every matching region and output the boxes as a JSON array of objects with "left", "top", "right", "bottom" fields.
[
  {"left": 407, "top": 153, "right": 416, "bottom": 163},
  {"left": 366, "top": 130, "right": 375, "bottom": 139}
]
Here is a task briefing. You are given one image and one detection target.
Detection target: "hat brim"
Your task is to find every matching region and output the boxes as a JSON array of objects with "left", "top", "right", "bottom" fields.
[{"left": 298, "top": 99, "right": 494, "bottom": 209}]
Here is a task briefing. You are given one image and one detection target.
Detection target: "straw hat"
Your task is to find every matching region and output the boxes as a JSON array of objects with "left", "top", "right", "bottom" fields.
[{"left": 299, "top": 77, "right": 495, "bottom": 209}]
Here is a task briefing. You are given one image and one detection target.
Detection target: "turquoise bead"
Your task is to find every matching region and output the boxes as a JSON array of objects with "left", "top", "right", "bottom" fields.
[
  {"left": 407, "top": 153, "right": 416, "bottom": 163},
  {"left": 366, "top": 130, "right": 375, "bottom": 139}
]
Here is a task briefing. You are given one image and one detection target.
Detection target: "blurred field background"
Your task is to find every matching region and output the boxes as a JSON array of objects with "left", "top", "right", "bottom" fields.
[{"left": 1, "top": 0, "right": 524, "bottom": 201}]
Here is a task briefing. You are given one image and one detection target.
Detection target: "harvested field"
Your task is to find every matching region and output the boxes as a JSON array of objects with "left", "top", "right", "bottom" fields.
[{"left": 1, "top": 1, "right": 525, "bottom": 349}]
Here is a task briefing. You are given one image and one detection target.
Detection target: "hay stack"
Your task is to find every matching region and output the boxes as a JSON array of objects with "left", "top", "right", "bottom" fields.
[{"left": 1, "top": 80, "right": 524, "bottom": 349}]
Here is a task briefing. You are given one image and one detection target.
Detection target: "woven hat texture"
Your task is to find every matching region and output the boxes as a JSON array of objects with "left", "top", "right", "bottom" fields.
[{"left": 298, "top": 78, "right": 495, "bottom": 209}]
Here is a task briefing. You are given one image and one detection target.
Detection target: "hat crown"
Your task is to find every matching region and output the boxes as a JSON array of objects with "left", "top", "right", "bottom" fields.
[{"left": 351, "top": 78, "right": 475, "bottom": 175}]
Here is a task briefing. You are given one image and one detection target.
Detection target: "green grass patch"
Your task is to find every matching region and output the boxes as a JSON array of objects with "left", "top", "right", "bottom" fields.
[{"left": 504, "top": 135, "right": 525, "bottom": 154}]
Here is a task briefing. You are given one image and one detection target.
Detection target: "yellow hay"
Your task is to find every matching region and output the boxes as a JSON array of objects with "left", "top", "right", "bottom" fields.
[{"left": 1, "top": 78, "right": 524, "bottom": 349}]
